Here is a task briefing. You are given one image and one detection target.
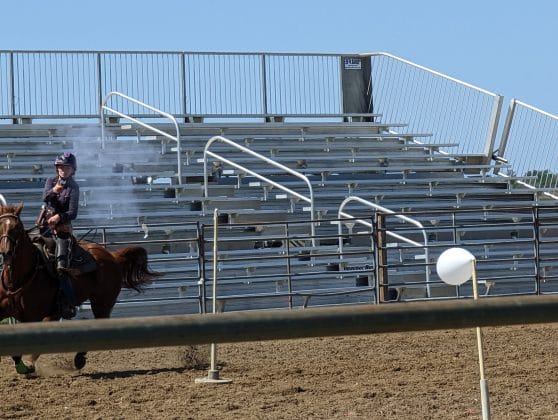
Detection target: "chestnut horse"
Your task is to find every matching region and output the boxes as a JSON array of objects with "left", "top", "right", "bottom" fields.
[{"left": 0, "top": 203, "right": 160, "bottom": 374}]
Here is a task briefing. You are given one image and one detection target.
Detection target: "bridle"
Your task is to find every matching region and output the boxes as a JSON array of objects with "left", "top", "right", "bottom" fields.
[
  {"left": 0, "top": 213, "right": 20, "bottom": 258},
  {"left": 0, "top": 213, "right": 39, "bottom": 296}
]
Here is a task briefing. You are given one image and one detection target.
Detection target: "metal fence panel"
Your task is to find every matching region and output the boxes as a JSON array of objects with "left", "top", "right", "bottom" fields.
[
  {"left": 1, "top": 50, "right": 502, "bottom": 158},
  {"left": 0, "top": 52, "right": 10, "bottom": 119},
  {"left": 184, "top": 53, "right": 262, "bottom": 115},
  {"left": 1, "top": 51, "right": 344, "bottom": 119},
  {"left": 368, "top": 53, "right": 501, "bottom": 155},
  {"left": 497, "top": 100, "right": 558, "bottom": 190},
  {"left": 265, "top": 54, "right": 341, "bottom": 115},
  {"left": 11, "top": 52, "right": 98, "bottom": 117},
  {"left": 101, "top": 52, "right": 183, "bottom": 116}
]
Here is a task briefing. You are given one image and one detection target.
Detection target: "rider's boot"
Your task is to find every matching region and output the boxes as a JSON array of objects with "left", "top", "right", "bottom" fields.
[{"left": 55, "top": 237, "right": 76, "bottom": 319}]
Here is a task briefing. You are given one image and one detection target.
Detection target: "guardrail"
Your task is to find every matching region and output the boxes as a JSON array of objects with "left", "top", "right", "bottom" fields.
[
  {"left": 3, "top": 204, "right": 558, "bottom": 317},
  {"left": 100, "top": 91, "right": 183, "bottom": 185},
  {"left": 337, "top": 196, "right": 431, "bottom": 298},
  {"left": 2, "top": 50, "right": 503, "bottom": 158},
  {"left": 72, "top": 220, "right": 205, "bottom": 313},
  {"left": 364, "top": 52, "right": 503, "bottom": 156},
  {"left": 497, "top": 99, "right": 558, "bottom": 198},
  {"left": 202, "top": 135, "right": 316, "bottom": 245},
  {"left": 69, "top": 205, "right": 557, "bottom": 316},
  {"left": 0, "top": 50, "right": 342, "bottom": 120},
  {"left": 2, "top": 295, "right": 558, "bottom": 356}
]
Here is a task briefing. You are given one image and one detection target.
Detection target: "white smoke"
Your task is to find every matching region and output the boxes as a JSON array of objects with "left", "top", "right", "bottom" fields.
[{"left": 71, "top": 124, "right": 165, "bottom": 227}]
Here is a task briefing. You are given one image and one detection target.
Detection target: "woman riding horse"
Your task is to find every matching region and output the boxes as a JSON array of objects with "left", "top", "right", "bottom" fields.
[
  {"left": 40, "top": 152, "right": 80, "bottom": 319},
  {"left": 0, "top": 203, "right": 160, "bottom": 374}
]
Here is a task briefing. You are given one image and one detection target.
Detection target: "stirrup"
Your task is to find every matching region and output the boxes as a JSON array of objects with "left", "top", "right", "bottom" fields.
[
  {"left": 56, "top": 257, "right": 69, "bottom": 271},
  {"left": 58, "top": 290, "right": 76, "bottom": 320},
  {"left": 60, "top": 304, "right": 76, "bottom": 320}
]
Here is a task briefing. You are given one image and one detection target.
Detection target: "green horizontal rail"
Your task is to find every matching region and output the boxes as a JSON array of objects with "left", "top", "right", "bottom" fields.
[{"left": 1, "top": 295, "right": 557, "bottom": 356}]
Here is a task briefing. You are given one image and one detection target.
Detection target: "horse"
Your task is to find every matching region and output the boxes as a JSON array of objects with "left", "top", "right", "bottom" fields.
[{"left": 0, "top": 203, "right": 161, "bottom": 374}]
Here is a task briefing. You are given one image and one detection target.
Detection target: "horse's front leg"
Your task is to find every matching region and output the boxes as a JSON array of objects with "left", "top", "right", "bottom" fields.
[
  {"left": 0, "top": 318, "right": 31, "bottom": 374},
  {"left": 74, "top": 352, "right": 87, "bottom": 369},
  {"left": 13, "top": 315, "right": 58, "bottom": 375},
  {"left": 9, "top": 321, "right": 36, "bottom": 375},
  {"left": 12, "top": 355, "right": 35, "bottom": 375}
]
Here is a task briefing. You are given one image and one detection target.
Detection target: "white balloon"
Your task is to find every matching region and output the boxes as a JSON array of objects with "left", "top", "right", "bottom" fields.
[{"left": 436, "top": 247, "right": 475, "bottom": 286}]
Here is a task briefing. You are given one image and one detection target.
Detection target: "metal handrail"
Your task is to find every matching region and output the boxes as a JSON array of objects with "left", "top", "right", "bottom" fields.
[
  {"left": 498, "top": 98, "right": 558, "bottom": 200},
  {"left": 2, "top": 49, "right": 503, "bottom": 160},
  {"left": 499, "top": 99, "right": 558, "bottom": 156},
  {"left": 100, "top": 91, "right": 183, "bottom": 185},
  {"left": 364, "top": 52, "right": 497, "bottom": 96},
  {"left": 363, "top": 52, "right": 503, "bottom": 157},
  {"left": 337, "top": 195, "right": 431, "bottom": 297},
  {"left": 203, "top": 135, "right": 316, "bottom": 245}
]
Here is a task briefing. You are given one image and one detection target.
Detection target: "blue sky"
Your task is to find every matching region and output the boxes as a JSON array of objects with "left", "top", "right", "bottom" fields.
[{"left": 3, "top": 0, "right": 557, "bottom": 114}]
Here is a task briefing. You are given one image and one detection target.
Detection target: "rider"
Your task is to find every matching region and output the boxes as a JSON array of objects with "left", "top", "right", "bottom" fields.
[{"left": 42, "top": 152, "right": 80, "bottom": 319}]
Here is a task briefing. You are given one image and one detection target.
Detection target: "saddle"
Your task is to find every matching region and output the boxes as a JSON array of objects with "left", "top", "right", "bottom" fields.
[{"left": 30, "top": 234, "right": 97, "bottom": 278}]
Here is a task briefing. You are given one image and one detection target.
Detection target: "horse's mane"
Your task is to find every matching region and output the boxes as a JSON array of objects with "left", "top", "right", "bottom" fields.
[{"left": 0, "top": 203, "right": 23, "bottom": 216}]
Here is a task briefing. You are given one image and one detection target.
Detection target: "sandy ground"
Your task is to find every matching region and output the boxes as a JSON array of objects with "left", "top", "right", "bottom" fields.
[{"left": 1, "top": 323, "right": 557, "bottom": 419}]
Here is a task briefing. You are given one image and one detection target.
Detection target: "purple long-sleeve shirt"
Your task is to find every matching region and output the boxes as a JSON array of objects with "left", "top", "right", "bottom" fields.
[{"left": 42, "top": 176, "right": 80, "bottom": 223}]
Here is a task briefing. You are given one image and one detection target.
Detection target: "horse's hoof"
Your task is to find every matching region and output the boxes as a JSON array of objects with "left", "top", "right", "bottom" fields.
[
  {"left": 15, "top": 361, "right": 35, "bottom": 375},
  {"left": 74, "top": 352, "right": 87, "bottom": 370}
]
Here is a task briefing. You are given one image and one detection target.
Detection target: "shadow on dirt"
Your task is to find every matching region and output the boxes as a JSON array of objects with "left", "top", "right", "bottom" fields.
[{"left": 84, "top": 366, "right": 195, "bottom": 379}]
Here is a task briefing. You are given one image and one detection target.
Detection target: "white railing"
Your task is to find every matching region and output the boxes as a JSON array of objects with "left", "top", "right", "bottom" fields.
[
  {"left": 337, "top": 196, "right": 431, "bottom": 297},
  {"left": 100, "top": 91, "right": 183, "bottom": 185},
  {"left": 3, "top": 50, "right": 502, "bottom": 159},
  {"left": 497, "top": 99, "right": 558, "bottom": 199},
  {"left": 202, "top": 135, "right": 316, "bottom": 245},
  {"left": 363, "top": 52, "right": 503, "bottom": 157},
  {"left": 1, "top": 50, "right": 342, "bottom": 119}
]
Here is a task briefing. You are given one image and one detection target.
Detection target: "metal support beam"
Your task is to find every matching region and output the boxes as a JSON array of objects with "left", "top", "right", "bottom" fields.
[{"left": 1, "top": 295, "right": 558, "bottom": 356}]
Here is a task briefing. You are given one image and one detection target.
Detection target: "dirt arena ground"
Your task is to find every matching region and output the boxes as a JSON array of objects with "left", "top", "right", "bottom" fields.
[{"left": 1, "top": 323, "right": 557, "bottom": 419}]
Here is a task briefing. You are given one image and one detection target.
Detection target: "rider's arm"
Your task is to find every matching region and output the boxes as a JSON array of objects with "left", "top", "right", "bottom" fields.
[
  {"left": 42, "top": 177, "right": 58, "bottom": 202},
  {"left": 59, "top": 183, "right": 80, "bottom": 222}
]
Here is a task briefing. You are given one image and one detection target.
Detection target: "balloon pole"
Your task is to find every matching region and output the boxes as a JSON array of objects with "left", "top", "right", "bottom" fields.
[
  {"left": 195, "top": 209, "right": 232, "bottom": 384},
  {"left": 472, "top": 260, "right": 491, "bottom": 420},
  {"left": 436, "top": 248, "right": 491, "bottom": 420}
]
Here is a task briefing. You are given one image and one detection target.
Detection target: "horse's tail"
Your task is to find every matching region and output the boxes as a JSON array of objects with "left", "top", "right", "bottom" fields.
[{"left": 111, "top": 246, "right": 161, "bottom": 292}]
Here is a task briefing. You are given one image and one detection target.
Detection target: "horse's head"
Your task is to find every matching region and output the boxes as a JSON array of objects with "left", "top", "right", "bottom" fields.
[{"left": 0, "top": 204, "right": 25, "bottom": 265}]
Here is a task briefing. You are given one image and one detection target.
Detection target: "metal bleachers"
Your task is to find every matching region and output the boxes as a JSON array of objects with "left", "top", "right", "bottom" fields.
[
  {"left": 5, "top": 49, "right": 558, "bottom": 318},
  {"left": 0, "top": 115, "right": 551, "bottom": 316}
]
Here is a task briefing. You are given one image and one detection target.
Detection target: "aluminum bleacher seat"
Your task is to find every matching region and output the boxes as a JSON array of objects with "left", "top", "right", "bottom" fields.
[{"left": 0, "top": 116, "right": 548, "bottom": 311}]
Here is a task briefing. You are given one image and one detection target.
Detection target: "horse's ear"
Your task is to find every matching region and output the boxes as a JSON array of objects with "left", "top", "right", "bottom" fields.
[{"left": 15, "top": 203, "right": 24, "bottom": 216}]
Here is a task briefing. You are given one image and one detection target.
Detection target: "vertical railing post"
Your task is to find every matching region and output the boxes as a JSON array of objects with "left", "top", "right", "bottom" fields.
[
  {"left": 198, "top": 223, "right": 207, "bottom": 314},
  {"left": 260, "top": 53, "right": 268, "bottom": 116},
  {"left": 337, "top": 56, "right": 344, "bottom": 113},
  {"left": 9, "top": 52, "right": 16, "bottom": 121},
  {"left": 496, "top": 98, "right": 518, "bottom": 159},
  {"left": 533, "top": 206, "right": 541, "bottom": 295},
  {"left": 96, "top": 53, "right": 103, "bottom": 122},
  {"left": 284, "top": 222, "right": 293, "bottom": 309},
  {"left": 483, "top": 94, "right": 503, "bottom": 157},
  {"left": 376, "top": 212, "right": 388, "bottom": 302},
  {"left": 374, "top": 213, "right": 381, "bottom": 304},
  {"left": 180, "top": 52, "right": 188, "bottom": 121}
]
